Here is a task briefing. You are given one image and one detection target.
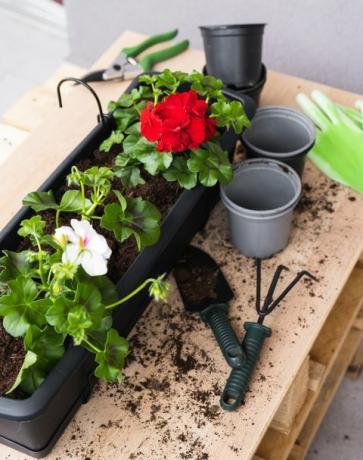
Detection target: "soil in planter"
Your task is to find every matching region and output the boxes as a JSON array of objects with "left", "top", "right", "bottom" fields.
[{"left": 0, "top": 322, "right": 26, "bottom": 398}]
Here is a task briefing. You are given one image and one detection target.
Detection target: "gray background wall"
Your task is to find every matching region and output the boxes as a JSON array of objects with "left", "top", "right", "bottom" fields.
[{"left": 65, "top": 0, "right": 363, "bottom": 93}]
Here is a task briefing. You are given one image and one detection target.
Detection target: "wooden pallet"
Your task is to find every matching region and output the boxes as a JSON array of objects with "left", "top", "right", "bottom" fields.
[
  {"left": 255, "top": 265, "right": 363, "bottom": 460},
  {"left": 1, "top": 31, "right": 363, "bottom": 460}
]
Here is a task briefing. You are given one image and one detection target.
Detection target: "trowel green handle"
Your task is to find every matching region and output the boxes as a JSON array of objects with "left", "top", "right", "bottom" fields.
[
  {"left": 200, "top": 304, "right": 246, "bottom": 368},
  {"left": 122, "top": 29, "right": 178, "bottom": 58},
  {"left": 138, "top": 40, "right": 189, "bottom": 72},
  {"left": 220, "top": 322, "right": 272, "bottom": 411}
]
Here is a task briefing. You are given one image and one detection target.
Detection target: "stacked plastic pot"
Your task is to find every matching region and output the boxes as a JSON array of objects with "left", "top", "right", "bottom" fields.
[
  {"left": 201, "top": 23, "right": 317, "bottom": 259},
  {"left": 200, "top": 24, "right": 266, "bottom": 105}
]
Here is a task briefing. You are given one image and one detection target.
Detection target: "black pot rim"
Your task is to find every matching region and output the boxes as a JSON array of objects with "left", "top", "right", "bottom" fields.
[
  {"left": 203, "top": 63, "right": 267, "bottom": 91},
  {"left": 200, "top": 23, "right": 266, "bottom": 36}
]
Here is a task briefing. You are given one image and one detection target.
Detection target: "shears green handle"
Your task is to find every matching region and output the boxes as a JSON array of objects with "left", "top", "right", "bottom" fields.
[
  {"left": 220, "top": 322, "right": 271, "bottom": 411},
  {"left": 138, "top": 40, "right": 189, "bottom": 72},
  {"left": 122, "top": 29, "right": 178, "bottom": 58}
]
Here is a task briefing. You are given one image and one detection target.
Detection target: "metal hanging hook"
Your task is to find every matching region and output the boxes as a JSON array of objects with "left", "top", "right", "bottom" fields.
[{"left": 56, "top": 77, "right": 107, "bottom": 130}]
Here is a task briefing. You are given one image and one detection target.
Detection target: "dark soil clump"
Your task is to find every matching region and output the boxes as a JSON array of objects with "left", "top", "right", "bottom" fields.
[{"left": 0, "top": 322, "right": 26, "bottom": 397}]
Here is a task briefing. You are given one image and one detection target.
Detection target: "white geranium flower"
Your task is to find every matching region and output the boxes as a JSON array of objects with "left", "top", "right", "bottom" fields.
[{"left": 54, "top": 219, "right": 112, "bottom": 276}]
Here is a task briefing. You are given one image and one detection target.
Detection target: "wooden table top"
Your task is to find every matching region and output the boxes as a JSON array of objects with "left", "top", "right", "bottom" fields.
[{"left": 1, "top": 31, "right": 363, "bottom": 460}]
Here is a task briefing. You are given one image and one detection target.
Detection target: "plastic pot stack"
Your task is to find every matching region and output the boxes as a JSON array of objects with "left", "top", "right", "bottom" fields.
[{"left": 200, "top": 24, "right": 267, "bottom": 105}]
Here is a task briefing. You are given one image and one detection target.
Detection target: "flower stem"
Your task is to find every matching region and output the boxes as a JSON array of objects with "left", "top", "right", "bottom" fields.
[
  {"left": 83, "top": 338, "right": 101, "bottom": 354},
  {"left": 34, "top": 235, "right": 46, "bottom": 287},
  {"left": 105, "top": 278, "right": 154, "bottom": 310},
  {"left": 55, "top": 209, "right": 61, "bottom": 228}
]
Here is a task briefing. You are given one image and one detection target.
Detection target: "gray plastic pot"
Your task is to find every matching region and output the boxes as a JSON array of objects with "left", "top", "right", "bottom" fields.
[
  {"left": 200, "top": 24, "right": 266, "bottom": 88},
  {"left": 220, "top": 159, "right": 301, "bottom": 258},
  {"left": 242, "top": 106, "right": 316, "bottom": 177}
]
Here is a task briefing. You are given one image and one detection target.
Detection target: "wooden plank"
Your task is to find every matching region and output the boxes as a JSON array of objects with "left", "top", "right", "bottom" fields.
[
  {"left": 256, "top": 265, "right": 363, "bottom": 460},
  {"left": 291, "top": 328, "right": 363, "bottom": 459},
  {"left": 307, "top": 361, "right": 326, "bottom": 393},
  {"left": 271, "top": 356, "right": 310, "bottom": 435},
  {"left": 346, "top": 337, "right": 363, "bottom": 379},
  {"left": 0, "top": 122, "right": 28, "bottom": 165},
  {"left": 2, "top": 86, "right": 58, "bottom": 132},
  {"left": 1, "top": 32, "right": 363, "bottom": 460},
  {"left": 1, "top": 63, "right": 87, "bottom": 134}
]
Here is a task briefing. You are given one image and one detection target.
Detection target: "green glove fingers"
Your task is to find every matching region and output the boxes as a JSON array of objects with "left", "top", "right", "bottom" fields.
[
  {"left": 296, "top": 93, "right": 330, "bottom": 131},
  {"left": 296, "top": 90, "right": 363, "bottom": 195}
]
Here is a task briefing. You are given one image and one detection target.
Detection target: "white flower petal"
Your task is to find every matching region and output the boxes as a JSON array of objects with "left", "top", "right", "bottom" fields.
[
  {"left": 62, "top": 243, "right": 81, "bottom": 265},
  {"left": 80, "top": 251, "right": 108, "bottom": 276},
  {"left": 71, "top": 219, "right": 91, "bottom": 240},
  {"left": 54, "top": 226, "right": 78, "bottom": 245},
  {"left": 87, "top": 233, "right": 112, "bottom": 259}
]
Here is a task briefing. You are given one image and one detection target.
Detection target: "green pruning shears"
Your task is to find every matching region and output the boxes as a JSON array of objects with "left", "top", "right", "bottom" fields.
[
  {"left": 297, "top": 90, "right": 363, "bottom": 195},
  {"left": 80, "top": 29, "right": 189, "bottom": 83}
]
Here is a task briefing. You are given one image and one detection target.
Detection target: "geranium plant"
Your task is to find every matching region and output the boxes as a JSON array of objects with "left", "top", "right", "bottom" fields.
[
  {"left": 101, "top": 69, "right": 251, "bottom": 189},
  {"left": 0, "top": 69, "right": 250, "bottom": 397},
  {"left": 0, "top": 213, "right": 169, "bottom": 394}
]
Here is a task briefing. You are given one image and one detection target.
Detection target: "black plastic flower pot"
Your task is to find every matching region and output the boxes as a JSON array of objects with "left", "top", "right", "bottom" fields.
[
  {"left": 242, "top": 106, "right": 316, "bottom": 177},
  {"left": 0, "top": 76, "right": 255, "bottom": 458},
  {"left": 200, "top": 23, "right": 266, "bottom": 88},
  {"left": 203, "top": 64, "right": 267, "bottom": 107}
]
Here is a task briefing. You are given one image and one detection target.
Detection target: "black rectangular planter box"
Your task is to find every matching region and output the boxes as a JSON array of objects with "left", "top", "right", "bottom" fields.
[{"left": 0, "top": 78, "right": 255, "bottom": 457}]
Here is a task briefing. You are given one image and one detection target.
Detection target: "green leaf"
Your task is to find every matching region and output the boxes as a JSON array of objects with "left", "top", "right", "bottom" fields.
[
  {"left": 113, "top": 107, "right": 140, "bottom": 132},
  {"left": 163, "top": 156, "right": 197, "bottom": 189},
  {"left": 101, "top": 197, "right": 161, "bottom": 250},
  {"left": 75, "top": 282, "right": 104, "bottom": 328},
  {"left": 22, "top": 191, "right": 58, "bottom": 212},
  {"left": 188, "top": 72, "right": 224, "bottom": 99},
  {"left": 124, "top": 135, "right": 172, "bottom": 174},
  {"left": 58, "top": 190, "right": 84, "bottom": 212},
  {"left": 45, "top": 296, "right": 70, "bottom": 334},
  {"left": 210, "top": 99, "right": 251, "bottom": 133},
  {"left": 81, "top": 166, "right": 114, "bottom": 188},
  {"left": 0, "top": 250, "right": 33, "bottom": 282},
  {"left": 99, "top": 130, "right": 125, "bottom": 152},
  {"left": 116, "top": 164, "right": 145, "bottom": 187},
  {"left": 24, "top": 325, "right": 65, "bottom": 365},
  {"left": 18, "top": 325, "right": 65, "bottom": 394},
  {"left": 46, "top": 282, "right": 104, "bottom": 341},
  {"left": 21, "top": 367, "right": 45, "bottom": 394},
  {"left": 91, "top": 275, "right": 118, "bottom": 306},
  {"left": 67, "top": 306, "right": 93, "bottom": 344},
  {"left": 187, "top": 142, "right": 233, "bottom": 187},
  {"left": 154, "top": 69, "right": 180, "bottom": 93},
  {"left": 123, "top": 134, "right": 154, "bottom": 157},
  {"left": 125, "top": 122, "right": 141, "bottom": 135},
  {"left": 0, "top": 276, "right": 47, "bottom": 336},
  {"left": 95, "top": 329, "right": 129, "bottom": 381},
  {"left": 113, "top": 153, "right": 145, "bottom": 187},
  {"left": 138, "top": 151, "right": 173, "bottom": 175},
  {"left": 138, "top": 74, "right": 158, "bottom": 86},
  {"left": 18, "top": 216, "right": 45, "bottom": 242},
  {"left": 6, "top": 350, "right": 37, "bottom": 394}
]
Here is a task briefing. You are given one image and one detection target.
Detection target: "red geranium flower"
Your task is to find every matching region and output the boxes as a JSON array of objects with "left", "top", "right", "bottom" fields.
[{"left": 140, "top": 90, "right": 216, "bottom": 152}]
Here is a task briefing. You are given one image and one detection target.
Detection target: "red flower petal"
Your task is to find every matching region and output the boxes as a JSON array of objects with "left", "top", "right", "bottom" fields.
[
  {"left": 140, "top": 91, "right": 213, "bottom": 152},
  {"left": 140, "top": 102, "right": 162, "bottom": 142},
  {"left": 188, "top": 117, "right": 206, "bottom": 149},
  {"left": 205, "top": 116, "right": 216, "bottom": 141}
]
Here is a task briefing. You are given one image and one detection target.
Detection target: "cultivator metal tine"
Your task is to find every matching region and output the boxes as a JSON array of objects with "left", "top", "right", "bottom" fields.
[
  {"left": 258, "top": 264, "right": 289, "bottom": 323},
  {"left": 255, "top": 258, "right": 262, "bottom": 314},
  {"left": 266, "top": 270, "right": 318, "bottom": 314}
]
